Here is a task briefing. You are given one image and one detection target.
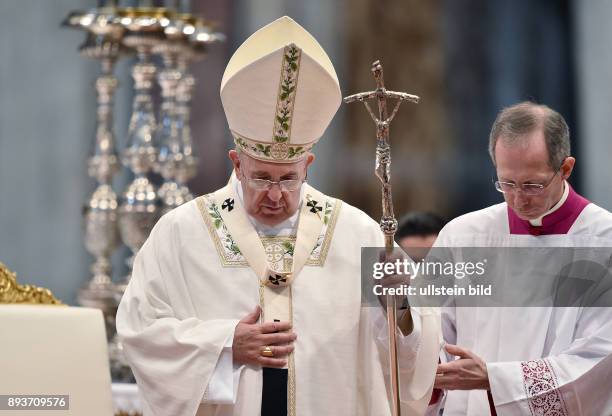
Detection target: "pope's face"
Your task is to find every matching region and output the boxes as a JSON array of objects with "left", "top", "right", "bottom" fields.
[
  {"left": 494, "top": 129, "right": 574, "bottom": 221},
  {"left": 229, "top": 150, "right": 314, "bottom": 226}
]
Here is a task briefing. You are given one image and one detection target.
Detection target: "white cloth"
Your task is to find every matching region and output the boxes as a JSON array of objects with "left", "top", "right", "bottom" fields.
[
  {"left": 433, "top": 200, "right": 612, "bottom": 416},
  {"left": 116, "top": 183, "right": 440, "bottom": 416}
]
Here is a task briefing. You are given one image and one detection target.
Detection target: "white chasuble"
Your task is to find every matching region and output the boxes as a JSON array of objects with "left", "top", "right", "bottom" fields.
[
  {"left": 431, "top": 186, "right": 612, "bottom": 416},
  {"left": 116, "top": 179, "right": 440, "bottom": 416}
]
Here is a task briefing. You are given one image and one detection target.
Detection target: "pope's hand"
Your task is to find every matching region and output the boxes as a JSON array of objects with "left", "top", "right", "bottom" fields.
[
  {"left": 232, "top": 305, "right": 297, "bottom": 368},
  {"left": 376, "top": 249, "right": 411, "bottom": 311},
  {"left": 434, "top": 344, "right": 490, "bottom": 390}
]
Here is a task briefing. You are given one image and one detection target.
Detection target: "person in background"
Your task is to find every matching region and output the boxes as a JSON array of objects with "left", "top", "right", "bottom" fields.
[{"left": 396, "top": 211, "right": 446, "bottom": 262}]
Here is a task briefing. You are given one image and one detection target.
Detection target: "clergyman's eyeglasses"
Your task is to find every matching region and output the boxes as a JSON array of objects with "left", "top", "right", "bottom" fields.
[{"left": 494, "top": 160, "right": 565, "bottom": 196}]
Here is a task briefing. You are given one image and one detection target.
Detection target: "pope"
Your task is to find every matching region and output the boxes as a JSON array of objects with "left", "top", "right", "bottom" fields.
[{"left": 116, "top": 16, "right": 440, "bottom": 416}]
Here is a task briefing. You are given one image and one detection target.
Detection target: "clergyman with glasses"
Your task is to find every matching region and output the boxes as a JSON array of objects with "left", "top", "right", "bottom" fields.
[
  {"left": 116, "top": 16, "right": 440, "bottom": 416},
  {"left": 428, "top": 102, "right": 612, "bottom": 415}
]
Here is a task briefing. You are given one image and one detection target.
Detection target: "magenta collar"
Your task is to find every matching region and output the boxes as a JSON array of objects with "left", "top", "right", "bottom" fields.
[{"left": 507, "top": 185, "right": 590, "bottom": 235}]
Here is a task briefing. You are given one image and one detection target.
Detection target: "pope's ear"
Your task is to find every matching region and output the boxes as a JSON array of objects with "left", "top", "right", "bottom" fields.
[
  {"left": 561, "top": 156, "right": 576, "bottom": 179},
  {"left": 305, "top": 152, "right": 315, "bottom": 168},
  {"left": 229, "top": 149, "right": 241, "bottom": 172}
]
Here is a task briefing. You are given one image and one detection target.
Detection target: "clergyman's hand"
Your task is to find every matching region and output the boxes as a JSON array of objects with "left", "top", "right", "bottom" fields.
[
  {"left": 434, "top": 344, "right": 490, "bottom": 390},
  {"left": 232, "top": 306, "right": 297, "bottom": 368}
]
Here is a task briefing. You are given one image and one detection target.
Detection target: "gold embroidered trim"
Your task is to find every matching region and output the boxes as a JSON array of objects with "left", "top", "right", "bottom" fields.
[
  {"left": 233, "top": 132, "right": 315, "bottom": 163},
  {"left": 259, "top": 280, "right": 265, "bottom": 321},
  {"left": 196, "top": 195, "right": 245, "bottom": 267},
  {"left": 308, "top": 200, "right": 342, "bottom": 266},
  {"left": 198, "top": 194, "right": 342, "bottom": 268},
  {"left": 261, "top": 236, "right": 295, "bottom": 273},
  {"left": 287, "top": 285, "right": 296, "bottom": 416},
  {"left": 0, "top": 262, "right": 63, "bottom": 305},
  {"left": 274, "top": 44, "right": 301, "bottom": 145}
]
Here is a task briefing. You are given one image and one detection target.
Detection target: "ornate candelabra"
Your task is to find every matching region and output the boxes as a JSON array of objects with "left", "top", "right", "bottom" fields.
[
  {"left": 63, "top": 4, "right": 132, "bottom": 381},
  {"left": 179, "top": 18, "right": 224, "bottom": 181},
  {"left": 153, "top": 15, "right": 224, "bottom": 214},
  {"left": 63, "top": 4, "right": 125, "bottom": 335},
  {"left": 64, "top": 1, "right": 224, "bottom": 385},
  {"left": 153, "top": 14, "right": 191, "bottom": 213},
  {"left": 118, "top": 7, "right": 167, "bottom": 279}
]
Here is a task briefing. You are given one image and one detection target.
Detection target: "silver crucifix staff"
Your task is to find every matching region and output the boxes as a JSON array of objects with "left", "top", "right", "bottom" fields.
[{"left": 344, "top": 60, "right": 419, "bottom": 416}]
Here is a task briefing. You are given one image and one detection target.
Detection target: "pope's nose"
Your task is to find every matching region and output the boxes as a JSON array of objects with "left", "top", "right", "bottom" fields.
[{"left": 266, "top": 184, "right": 283, "bottom": 202}]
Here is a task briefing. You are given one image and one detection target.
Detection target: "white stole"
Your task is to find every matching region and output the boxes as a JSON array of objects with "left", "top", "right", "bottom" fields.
[{"left": 212, "top": 182, "right": 326, "bottom": 355}]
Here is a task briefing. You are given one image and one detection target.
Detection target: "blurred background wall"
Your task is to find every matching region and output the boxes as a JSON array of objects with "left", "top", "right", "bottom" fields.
[{"left": 0, "top": 0, "right": 610, "bottom": 304}]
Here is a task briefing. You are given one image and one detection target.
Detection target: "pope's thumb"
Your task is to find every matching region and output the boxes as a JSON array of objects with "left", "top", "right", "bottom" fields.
[{"left": 240, "top": 305, "right": 261, "bottom": 324}]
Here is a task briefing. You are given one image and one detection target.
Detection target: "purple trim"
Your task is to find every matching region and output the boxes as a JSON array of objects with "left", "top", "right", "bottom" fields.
[{"left": 507, "top": 185, "right": 590, "bottom": 235}]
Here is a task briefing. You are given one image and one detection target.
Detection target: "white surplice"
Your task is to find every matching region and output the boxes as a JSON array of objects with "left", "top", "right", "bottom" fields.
[
  {"left": 116, "top": 176, "right": 440, "bottom": 416},
  {"left": 432, "top": 186, "right": 612, "bottom": 416}
]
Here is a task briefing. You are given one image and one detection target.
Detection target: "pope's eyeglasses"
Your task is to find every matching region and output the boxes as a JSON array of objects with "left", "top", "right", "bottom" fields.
[
  {"left": 240, "top": 171, "right": 306, "bottom": 192},
  {"left": 244, "top": 178, "right": 303, "bottom": 192}
]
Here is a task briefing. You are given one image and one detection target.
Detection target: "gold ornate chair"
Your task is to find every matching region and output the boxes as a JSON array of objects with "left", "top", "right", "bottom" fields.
[
  {"left": 0, "top": 262, "right": 63, "bottom": 304},
  {"left": 0, "top": 262, "right": 115, "bottom": 415}
]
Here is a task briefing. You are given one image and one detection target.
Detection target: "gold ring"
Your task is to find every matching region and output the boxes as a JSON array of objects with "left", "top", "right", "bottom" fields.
[{"left": 261, "top": 346, "right": 274, "bottom": 357}]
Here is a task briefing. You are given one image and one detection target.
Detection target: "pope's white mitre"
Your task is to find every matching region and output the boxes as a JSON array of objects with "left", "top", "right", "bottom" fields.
[{"left": 220, "top": 16, "right": 341, "bottom": 163}]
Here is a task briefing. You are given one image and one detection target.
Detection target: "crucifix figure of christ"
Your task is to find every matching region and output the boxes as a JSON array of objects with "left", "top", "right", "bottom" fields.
[{"left": 344, "top": 60, "right": 420, "bottom": 416}]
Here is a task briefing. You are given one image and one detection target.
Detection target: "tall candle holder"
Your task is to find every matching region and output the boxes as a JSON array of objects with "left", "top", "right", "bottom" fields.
[
  {"left": 153, "top": 14, "right": 191, "bottom": 213},
  {"left": 62, "top": 4, "right": 132, "bottom": 382},
  {"left": 63, "top": 2, "right": 225, "bottom": 385},
  {"left": 117, "top": 7, "right": 168, "bottom": 279},
  {"left": 175, "top": 18, "right": 225, "bottom": 194}
]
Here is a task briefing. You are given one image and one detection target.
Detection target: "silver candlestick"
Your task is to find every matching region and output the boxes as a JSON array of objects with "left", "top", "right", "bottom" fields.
[
  {"left": 175, "top": 17, "right": 224, "bottom": 184},
  {"left": 63, "top": 5, "right": 125, "bottom": 331},
  {"left": 83, "top": 41, "right": 121, "bottom": 294},
  {"left": 175, "top": 70, "right": 197, "bottom": 184},
  {"left": 153, "top": 15, "right": 224, "bottom": 213},
  {"left": 177, "top": 16, "right": 225, "bottom": 185},
  {"left": 118, "top": 7, "right": 168, "bottom": 279},
  {"left": 153, "top": 14, "right": 191, "bottom": 214},
  {"left": 63, "top": 4, "right": 133, "bottom": 382}
]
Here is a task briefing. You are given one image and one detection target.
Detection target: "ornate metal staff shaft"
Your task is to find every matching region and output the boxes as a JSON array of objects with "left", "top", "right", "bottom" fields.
[{"left": 344, "top": 60, "right": 419, "bottom": 416}]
